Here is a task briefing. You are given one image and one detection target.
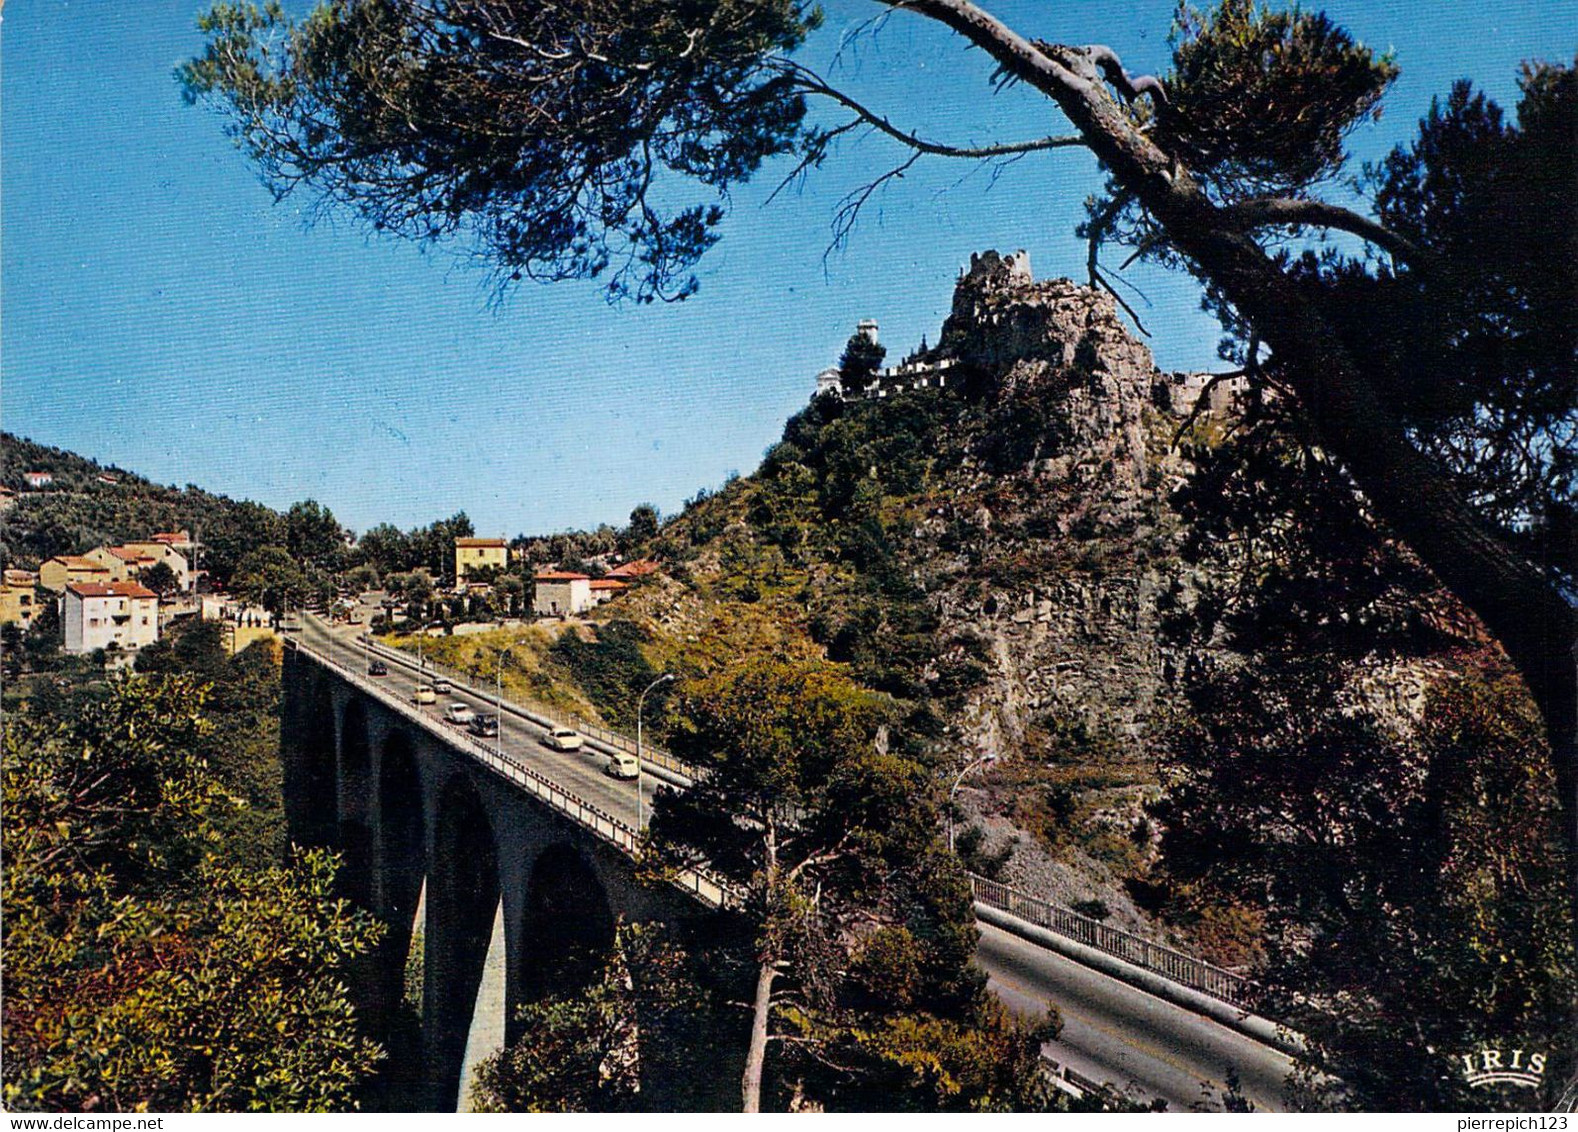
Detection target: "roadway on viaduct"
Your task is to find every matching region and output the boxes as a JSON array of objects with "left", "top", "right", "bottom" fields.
[{"left": 290, "top": 613, "right": 1295, "bottom": 1111}]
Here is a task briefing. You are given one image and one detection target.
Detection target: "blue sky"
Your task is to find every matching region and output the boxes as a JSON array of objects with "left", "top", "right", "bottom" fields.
[{"left": 4, "top": 0, "right": 1573, "bottom": 538}]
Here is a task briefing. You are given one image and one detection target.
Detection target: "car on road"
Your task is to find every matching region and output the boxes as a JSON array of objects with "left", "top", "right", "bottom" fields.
[
  {"left": 432, "top": 678, "right": 453, "bottom": 694},
  {"left": 542, "top": 727, "right": 583, "bottom": 752},
  {"left": 605, "top": 752, "right": 638, "bottom": 779},
  {"left": 468, "top": 713, "right": 500, "bottom": 738},
  {"left": 367, "top": 659, "right": 389, "bottom": 676},
  {"left": 444, "top": 702, "right": 475, "bottom": 725},
  {"left": 412, "top": 684, "right": 436, "bottom": 705}
]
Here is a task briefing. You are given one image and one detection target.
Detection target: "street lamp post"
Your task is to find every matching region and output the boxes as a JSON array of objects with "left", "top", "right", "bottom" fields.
[
  {"left": 948, "top": 753, "right": 999, "bottom": 852},
  {"left": 636, "top": 673, "right": 676, "bottom": 833},
  {"left": 494, "top": 647, "right": 509, "bottom": 758}
]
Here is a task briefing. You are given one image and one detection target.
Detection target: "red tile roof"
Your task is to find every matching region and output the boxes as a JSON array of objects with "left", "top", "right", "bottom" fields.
[
  {"left": 67, "top": 581, "right": 157, "bottom": 600},
  {"left": 535, "top": 571, "right": 590, "bottom": 581},
  {"left": 606, "top": 558, "right": 660, "bottom": 578},
  {"left": 152, "top": 531, "right": 190, "bottom": 544},
  {"left": 105, "top": 546, "right": 157, "bottom": 564},
  {"left": 589, "top": 579, "right": 629, "bottom": 591},
  {"left": 456, "top": 537, "right": 508, "bottom": 548},
  {"left": 51, "top": 555, "right": 110, "bottom": 572},
  {"left": 4, "top": 569, "right": 37, "bottom": 587}
]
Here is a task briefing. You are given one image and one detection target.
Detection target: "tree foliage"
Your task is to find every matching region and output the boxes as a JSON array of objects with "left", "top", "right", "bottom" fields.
[
  {"left": 647, "top": 657, "right": 1055, "bottom": 1111},
  {"left": 232, "top": 545, "right": 311, "bottom": 616},
  {"left": 2, "top": 674, "right": 382, "bottom": 1112},
  {"left": 1157, "top": 0, "right": 1397, "bottom": 201},
  {"left": 470, "top": 923, "right": 702, "bottom": 1113},
  {"left": 139, "top": 560, "right": 181, "bottom": 599},
  {"left": 838, "top": 331, "right": 887, "bottom": 387},
  {"left": 285, "top": 499, "right": 348, "bottom": 574},
  {"left": 1155, "top": 651, "right": 1572, "bottom": 1109},
  {"left": 180, "top": 0, "right": 818, "bottom": 302}
]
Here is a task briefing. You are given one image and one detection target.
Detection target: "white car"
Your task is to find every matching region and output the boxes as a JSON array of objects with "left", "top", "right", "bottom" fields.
[
  {"left": 542, "top": 727, "right": 583, "bottom": 752},
  {"left": 605, "top": 752, "right": 638, "bottom": 779},
  {"left": 432, "top": 678, "right": 453, "bottom": 694},
  {"left": 444, "top": 702, "right": 475, "bottom": 725},
  {"left": 412, "top": 684, "right": 436, "bottom": 705}
]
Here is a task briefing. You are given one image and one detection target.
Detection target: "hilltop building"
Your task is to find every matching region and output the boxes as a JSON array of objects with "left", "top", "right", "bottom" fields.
[
  {"left": 810, "top": 317, "right": 960, "bottom": 402},
  {"left": 0, "top": 569, "right": 40, "bottom": 629},
  {"left": 455, "top": 537, "right": 509, "bottom": 583},
  {"left": 24, "top": 471, "right": 53, "bottom": 490},
  {"left": 63, "top": 581, "right": 158, "bottom": 655},
  {"left": 808, "top": 255, "right": 1034, "bottom": 403},
  {"left": 1154, "top": 370, "right": 1255, "bottom": 417}
]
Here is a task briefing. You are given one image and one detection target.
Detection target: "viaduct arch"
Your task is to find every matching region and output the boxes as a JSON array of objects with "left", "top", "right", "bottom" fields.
[{"left": 278, "top": 646, "right": 723, "bottom": 1112}]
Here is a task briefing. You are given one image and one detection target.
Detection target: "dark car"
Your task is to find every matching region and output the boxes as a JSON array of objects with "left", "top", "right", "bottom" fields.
[
  {"left": 367, "top": 659, "right": 389, "bottom": 676},
  {"left": 468, "top": 713, "right": 500, "bottom": 739}
]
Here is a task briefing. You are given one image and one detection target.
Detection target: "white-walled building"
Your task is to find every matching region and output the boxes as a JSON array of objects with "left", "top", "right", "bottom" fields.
[
  {"left": 533, "top": 571, "right": 591, "bottom": 617},
  {"left": 63, "top": 581, "right": 159, "bottom": 655}
]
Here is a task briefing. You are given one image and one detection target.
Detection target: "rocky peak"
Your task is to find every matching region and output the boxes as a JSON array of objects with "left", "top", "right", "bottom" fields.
[{"left": 939, "top": 252, "right": 1159, "bottom": 402}]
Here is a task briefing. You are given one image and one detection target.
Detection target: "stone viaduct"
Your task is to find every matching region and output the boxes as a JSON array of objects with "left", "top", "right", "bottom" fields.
[{"left": 278, "top": 644, "right": 728, "bottom": 1111}]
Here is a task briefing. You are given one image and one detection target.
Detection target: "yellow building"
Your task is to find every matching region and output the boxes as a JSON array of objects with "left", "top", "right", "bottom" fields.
[
  {"left": 120, "top": 541, "right": 192, "bottom": 590},
  {"left": 40, "top": 555, "right": 112, "bottom": 593},
  {"left": 455, "top": 537, "right": 509, "bottom": 583},
  {"left": 85, "top": 545, "right": 159, "bottom": 584},
  {"left": 0, "top": 569, "right": 40, "bottom": 629}
]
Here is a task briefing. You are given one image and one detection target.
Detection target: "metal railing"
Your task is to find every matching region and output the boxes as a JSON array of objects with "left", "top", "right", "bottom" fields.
[
  {"left": 969, "top": 874, "right": 1258, "bottom": 1010},
  {"left": 287, "top": 636, "right": 730, "bottom": 908},
  {"left": 362, "top": 635, "right": 701, "bottom": 781},
  {"left": 295, "top": 628, "right": 1259, "bottom": 1010}
]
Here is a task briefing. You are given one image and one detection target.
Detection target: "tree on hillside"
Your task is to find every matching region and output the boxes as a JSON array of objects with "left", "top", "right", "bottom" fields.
[
  {"left": 233, "top": 545, "right": 311, "bottom": 617},
  {"left": 202, "top": 499, "right": 287, "bottom": 585},
  {"left": 837, "top": 330, "right": 887, "bottom": 388},
  {"left": 286, "top": 499, "right": 347, "bottom": 573},
  {"left": 355, "top": 522, "right": 412, "bottom": 578},
  {"left": 647, "top": 658, "right": 1053, "bottom": 1112},
  {"left": 140, "top": 560, "right": 180, "bottom": 600},
  {"left": 2, "top": 674, "right": 382, "bottom": 1111},
  {"left": 412, "top": 513, "right": 474, "bottom": 583},
  {"left": 623, "top": 504, "right": 661, "bottom": 553},
  {"left": 184, "top": 1, "right": 1578, "bottom": 1017}
]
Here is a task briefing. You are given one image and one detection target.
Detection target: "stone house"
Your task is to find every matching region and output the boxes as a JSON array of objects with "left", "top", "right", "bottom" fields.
[{"left": 533, "top": 571, "right": 591, "bottom": 617}]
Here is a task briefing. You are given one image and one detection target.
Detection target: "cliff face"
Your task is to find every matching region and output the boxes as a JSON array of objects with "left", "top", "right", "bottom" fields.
[
  {"left": 932, "top": 252, "right": 1185, "bottom": 753},
  {"left": 602, "top": 251, "right": 1475, "bottom": 945},
  {"left": 624, "top": 254, "right": 1220, "bottom": 932}
]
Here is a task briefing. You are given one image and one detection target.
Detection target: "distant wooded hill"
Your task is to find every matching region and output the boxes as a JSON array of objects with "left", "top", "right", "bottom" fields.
[{"left": 1, "top": 433, "right": 286, "bottom": 586}]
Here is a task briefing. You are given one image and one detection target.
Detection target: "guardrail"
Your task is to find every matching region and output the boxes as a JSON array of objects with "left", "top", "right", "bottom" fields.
[
  {"left": 968, "top": 874, "right": 1258, "bottom": 1010},
  {"left": 286, "top": 636, "right": 730, "bottom": 909},
  {"left": 301, "top": 626, "right": 1260, "bottom": 1014},
  {"left": 362, "top": 634, "right": 701, "bottom": 781}
]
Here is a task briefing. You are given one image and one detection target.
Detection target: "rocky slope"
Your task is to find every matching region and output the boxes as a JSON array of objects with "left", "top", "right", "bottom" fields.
[{"left": 592, "top": 252, "right": 1222, "bottom": 939}]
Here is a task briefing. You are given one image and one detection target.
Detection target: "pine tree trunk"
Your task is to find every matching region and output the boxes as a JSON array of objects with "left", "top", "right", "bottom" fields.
[{"left": 741, "top": 960, "right": 776, "bottom": 1113}]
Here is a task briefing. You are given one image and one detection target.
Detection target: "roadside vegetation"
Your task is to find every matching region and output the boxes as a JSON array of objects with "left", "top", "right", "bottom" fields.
[{"left": 1, "top": 622, "right": 383, "bottom": 1111}]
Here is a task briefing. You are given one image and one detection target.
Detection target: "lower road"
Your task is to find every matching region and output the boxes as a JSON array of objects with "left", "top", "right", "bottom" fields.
[
  {"left": 299, "top": 611, "right": 1295, "bottom": 1111},
  {"left": 977, "top": 922, "right": 1296, "bottom": 1110}
]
